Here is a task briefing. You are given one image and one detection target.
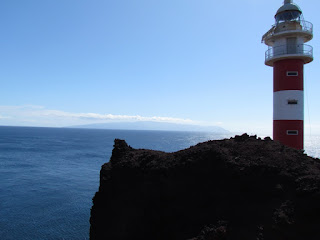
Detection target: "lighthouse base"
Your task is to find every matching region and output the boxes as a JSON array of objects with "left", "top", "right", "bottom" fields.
[{"left": 273, "top": 120, "right": 303, "bottom": 149}]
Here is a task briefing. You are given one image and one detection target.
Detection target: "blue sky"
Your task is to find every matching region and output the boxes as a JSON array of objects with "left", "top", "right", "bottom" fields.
[{"left": 1, "top": 0, "right": 319, "bottom": 135}]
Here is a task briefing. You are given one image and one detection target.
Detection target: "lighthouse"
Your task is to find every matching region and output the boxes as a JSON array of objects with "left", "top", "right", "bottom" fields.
[{"left": 262, "top": 0, "right": 313, "bottom": 149}]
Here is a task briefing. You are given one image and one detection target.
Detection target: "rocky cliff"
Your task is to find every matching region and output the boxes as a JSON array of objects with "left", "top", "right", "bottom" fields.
[{"left": 90, "top": 134, "right": 320, "bottom": 240}]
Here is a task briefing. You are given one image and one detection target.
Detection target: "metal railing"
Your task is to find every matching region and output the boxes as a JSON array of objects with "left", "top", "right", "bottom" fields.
[
  {"left": 299, "top": 20, "right": 313, "bottom": 33},
  {"left": 265, "top": 44, "right": 313, "bottom": 61},
  {"left": 262, "top": 20, "right": 313, "bottom": 43},
  {"left": 275, "top": 20, "right": 313, "bottom": 33}
]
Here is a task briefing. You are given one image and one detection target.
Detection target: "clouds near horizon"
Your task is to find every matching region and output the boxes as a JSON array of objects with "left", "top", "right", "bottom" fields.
[
  {"left": 2, "top": 105, "right": 320, "bottom": 135},
  {"left": 0, "top": 105, "right": 199, "bottom": 127}
]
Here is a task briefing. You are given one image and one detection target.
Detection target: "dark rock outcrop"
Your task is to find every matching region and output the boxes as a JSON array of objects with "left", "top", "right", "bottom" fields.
[{"left": 90, "top": 134, "right": 320, "bottom": 240}]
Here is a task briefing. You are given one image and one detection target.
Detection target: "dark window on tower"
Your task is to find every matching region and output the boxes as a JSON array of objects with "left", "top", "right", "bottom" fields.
[
  {"left": 288, "top": 99, "right": 298, "bottom": 105},
  {"left": 287, "top": 71, "right": 298, "bottom": 76},
  {"left": 287, "top": 130, "right": 298, "bottom": 135}
]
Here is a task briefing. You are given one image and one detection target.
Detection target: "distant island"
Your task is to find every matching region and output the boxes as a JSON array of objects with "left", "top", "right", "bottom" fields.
[{"left": 68, "top": 121, "right": 229, "bottom": 133}]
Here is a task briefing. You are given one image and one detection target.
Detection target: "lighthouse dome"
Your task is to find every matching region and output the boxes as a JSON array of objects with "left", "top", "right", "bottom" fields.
[{"left": 275, "top": 0, "right": 302, "bottom": 22}]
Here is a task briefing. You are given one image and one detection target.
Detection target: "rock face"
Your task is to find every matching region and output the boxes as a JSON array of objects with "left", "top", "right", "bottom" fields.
[{"left": 90, "top": 134, "right": 320, "bottom": 240}]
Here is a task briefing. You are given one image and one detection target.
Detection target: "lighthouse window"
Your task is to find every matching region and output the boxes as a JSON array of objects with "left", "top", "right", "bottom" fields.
[
  {"left": 287, "top": 99, "right": 298, "bottom": 105},
  {"left": 287, "top": 130, "right": 299, "bottom": 135},
  {"left": 287, "top": 71, "right": 298, "bottom": 76}
]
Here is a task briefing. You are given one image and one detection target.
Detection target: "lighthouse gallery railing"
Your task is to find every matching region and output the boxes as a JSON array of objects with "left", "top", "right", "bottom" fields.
[
  {"left": 265, "top": 44, "right": 313, "bottom": 61},
  {"left": 262, "top": 20, "right": 313, "bottom": 43},
  {"left": 299, "top": 20, "right": 313, "bottom": 33}
]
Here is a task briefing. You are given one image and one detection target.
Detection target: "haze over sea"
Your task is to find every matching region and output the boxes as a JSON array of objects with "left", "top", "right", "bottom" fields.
[{"left": 0, "top": 126, "right": 319, "bottom": 240}]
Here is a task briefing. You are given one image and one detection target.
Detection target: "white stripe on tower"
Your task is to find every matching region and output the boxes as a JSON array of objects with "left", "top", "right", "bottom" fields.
[{"left": 273, "top": 90, "right": 304, "bottom": 120}]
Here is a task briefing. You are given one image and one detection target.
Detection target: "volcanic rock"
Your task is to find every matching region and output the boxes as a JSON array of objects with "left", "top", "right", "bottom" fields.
[{"left": 90, "top": 134, "right": 320, "bottom": 240}]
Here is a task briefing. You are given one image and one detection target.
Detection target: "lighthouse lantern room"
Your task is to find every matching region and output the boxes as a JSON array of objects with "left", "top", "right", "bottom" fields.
[{"left": 262, "top": 0, "right": 313, "bottom": 149}]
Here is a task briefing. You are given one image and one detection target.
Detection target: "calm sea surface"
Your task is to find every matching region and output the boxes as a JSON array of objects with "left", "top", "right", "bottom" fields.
[{"left": 0, "top": 126, "right": 319, "bottom": 240}]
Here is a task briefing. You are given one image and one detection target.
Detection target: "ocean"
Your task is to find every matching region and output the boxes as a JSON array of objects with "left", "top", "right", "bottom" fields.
[{"left": 0, "top": 126, "right": 319, "bottom": 240}]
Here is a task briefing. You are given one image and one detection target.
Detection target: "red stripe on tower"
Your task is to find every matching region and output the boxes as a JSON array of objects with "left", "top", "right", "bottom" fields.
[
  {"left": 274, "top": 120, "right": 303, "bottom": 149},
  {"left": 273, "top": 59, "right": 304, "bottom": 92},
  {"left": 262, "top": 0, "right": 313, "bottom": 149}
]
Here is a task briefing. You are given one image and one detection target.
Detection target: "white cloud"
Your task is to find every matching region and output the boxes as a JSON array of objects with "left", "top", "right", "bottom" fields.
[
  {"left": 0, "top": 105, "right": 197, "bottom": 127},
  {"left": 34, "top": 109, "right": 195, "bottom": 124}
]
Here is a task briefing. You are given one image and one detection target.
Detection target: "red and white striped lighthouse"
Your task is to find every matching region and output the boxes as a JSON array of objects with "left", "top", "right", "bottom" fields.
[{"left": 262, "top": 0, "right": 313, "bottom": 149}]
